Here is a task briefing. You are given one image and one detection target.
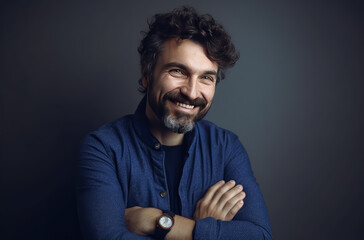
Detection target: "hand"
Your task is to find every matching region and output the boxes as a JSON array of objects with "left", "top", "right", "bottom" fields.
[
  {"left": 124, "top": 206, "right": 161, "bottom": 236},
  {"left": 194, "top": 180, "right": 246, "bottom": 221}
]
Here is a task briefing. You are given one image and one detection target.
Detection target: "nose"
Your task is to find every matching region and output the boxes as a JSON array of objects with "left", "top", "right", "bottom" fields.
[{"left": 180, "top": 77, "right": 199, "bottom": 100}]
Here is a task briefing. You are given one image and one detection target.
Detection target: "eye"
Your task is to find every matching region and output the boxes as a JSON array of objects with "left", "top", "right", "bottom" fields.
[
  {"left": 169, "top": 69, "right": 186, "bottom": 78},
  {"left": 201, "top": 75, "right": 215, "bottom": 84}
]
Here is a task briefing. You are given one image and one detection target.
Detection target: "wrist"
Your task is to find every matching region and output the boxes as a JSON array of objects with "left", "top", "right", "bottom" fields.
[{"left": 144, "top": 208, "right": 163, "bottom": 235}]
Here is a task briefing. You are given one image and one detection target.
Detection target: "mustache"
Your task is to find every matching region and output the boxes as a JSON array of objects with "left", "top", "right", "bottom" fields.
[{"left": 164, "top": 91, "right": 207, "bottom": 108}]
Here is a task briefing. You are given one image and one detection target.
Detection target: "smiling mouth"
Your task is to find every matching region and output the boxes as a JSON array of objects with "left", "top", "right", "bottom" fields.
[{"left": 176, "top": 101, "right": 195, "bottom": 109}]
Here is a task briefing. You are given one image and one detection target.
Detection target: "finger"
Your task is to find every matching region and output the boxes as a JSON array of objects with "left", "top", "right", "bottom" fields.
[
  {"left": 218, "top": 187, "right": 244, "bottom": 214},
  {"left": 200, "top": 180, "right": 226, "bottom": 203},
  {"left": 211, "top": 180, "right": 236, "bottom": 208},
  {"left": 225, "top": 199, "right": 245, "bottom": 221},
  {"left": 212, "top": 182, "right": 240, "bottom": 207},
  {"left": 222, "top": 191, "right": 245, "bottom": 213}
]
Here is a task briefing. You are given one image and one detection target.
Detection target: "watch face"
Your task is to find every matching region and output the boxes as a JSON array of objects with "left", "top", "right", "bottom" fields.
[{"left": 159, "top": 215, "right": 173, "bottom": 229}]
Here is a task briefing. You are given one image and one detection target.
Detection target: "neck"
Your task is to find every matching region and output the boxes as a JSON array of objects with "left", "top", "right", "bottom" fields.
[{"left": 145, "top": 101, "right": 184, "bottom": 146}]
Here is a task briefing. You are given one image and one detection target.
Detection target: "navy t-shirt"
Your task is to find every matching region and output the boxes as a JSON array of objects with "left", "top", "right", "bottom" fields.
[{"left": 163, "top": 144, "right": 185, "bottom": 215}]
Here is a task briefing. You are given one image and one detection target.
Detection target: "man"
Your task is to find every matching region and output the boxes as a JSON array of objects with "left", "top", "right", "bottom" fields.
[{"left": 77, "top": 6, "right": 272, "bottom": 240}]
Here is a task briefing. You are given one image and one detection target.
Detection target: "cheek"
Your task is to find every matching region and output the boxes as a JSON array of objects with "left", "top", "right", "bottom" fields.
[
  {"left": 157, "top": 75, "right": 178, "bottom": 92},
  {"left": 205, "top": 88, "right": 215, "bottom": 103},
  {"left": 164, "top": 77, "right": 182, "bottom": 90}
]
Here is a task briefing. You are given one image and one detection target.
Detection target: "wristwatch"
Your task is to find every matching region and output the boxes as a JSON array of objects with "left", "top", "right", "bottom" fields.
[{"left": 153, "top": 210, "right": 175, "bottom": 240}]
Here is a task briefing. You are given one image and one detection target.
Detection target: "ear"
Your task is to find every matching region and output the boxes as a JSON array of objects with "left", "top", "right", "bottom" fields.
[{"left": 142, "top": 76, "right": 148, "bottom": 89}]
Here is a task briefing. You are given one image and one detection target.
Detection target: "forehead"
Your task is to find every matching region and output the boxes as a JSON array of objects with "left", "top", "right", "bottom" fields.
[{"left": 156, "top": 38, "right": 218, "bottom": 72}]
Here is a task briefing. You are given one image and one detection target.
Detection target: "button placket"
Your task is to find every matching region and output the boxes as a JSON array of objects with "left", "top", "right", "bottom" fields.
[{"left": 151, "top": 142, "right": 169, "bottom": 206}]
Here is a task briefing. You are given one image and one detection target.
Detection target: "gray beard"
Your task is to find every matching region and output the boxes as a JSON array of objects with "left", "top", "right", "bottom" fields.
[{"left": 163, "top": 114, "right": 195, "bottom": 134}]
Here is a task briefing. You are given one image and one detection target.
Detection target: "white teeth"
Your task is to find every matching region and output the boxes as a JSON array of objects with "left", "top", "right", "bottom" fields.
[{"left": 176, "top": 102, "right": 194, "bottom": 109}]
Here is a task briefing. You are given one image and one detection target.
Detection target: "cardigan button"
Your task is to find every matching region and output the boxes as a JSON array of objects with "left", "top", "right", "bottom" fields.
[
  {"left": 160, "top": 191, "right": 167, "bottom": 198},
  {"left": 154, "top": 142, "right": 161, "bottom": 150}
]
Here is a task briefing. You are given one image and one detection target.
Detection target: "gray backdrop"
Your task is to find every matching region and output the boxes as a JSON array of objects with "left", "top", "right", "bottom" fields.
[{"left": 1, "top": 0, "right": 363, "bottom": 239}]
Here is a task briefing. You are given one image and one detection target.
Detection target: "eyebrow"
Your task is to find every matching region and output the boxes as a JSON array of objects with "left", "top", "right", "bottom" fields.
[{"left": 161, "top": 62, "right": 218, "bottom": 76}]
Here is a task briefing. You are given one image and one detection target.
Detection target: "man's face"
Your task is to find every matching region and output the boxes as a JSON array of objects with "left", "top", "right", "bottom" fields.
[{"left": 143, "top": 38, "right": 218, "bottom": 133}]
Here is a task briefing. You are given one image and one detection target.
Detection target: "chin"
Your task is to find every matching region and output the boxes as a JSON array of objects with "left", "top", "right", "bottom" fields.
[{"left": 163, "top": 115, "right": 196, "bottom": 134}]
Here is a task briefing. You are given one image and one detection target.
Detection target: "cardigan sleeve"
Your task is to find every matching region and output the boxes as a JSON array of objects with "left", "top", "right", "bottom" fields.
[
  {"left": 76, "top": 132, "right": 153, "bottom": 240},
  {"left": 193, "top": 134, "right": 272, "bottom": 240}
]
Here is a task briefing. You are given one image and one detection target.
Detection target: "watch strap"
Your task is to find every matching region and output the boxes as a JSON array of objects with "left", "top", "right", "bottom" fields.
[{"left": 162, "top": 210, "right": 175, "bottom": 218}]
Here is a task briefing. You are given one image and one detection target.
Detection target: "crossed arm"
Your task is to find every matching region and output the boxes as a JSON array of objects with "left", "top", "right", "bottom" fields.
[
  {"left": 124, "top": 180, "right": 246, "bottom": 239},
  {"left": 77, "top": 132, "right": 272, "bottom": 239}
]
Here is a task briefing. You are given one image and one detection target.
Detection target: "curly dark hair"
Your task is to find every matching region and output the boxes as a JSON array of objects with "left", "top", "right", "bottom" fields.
[{"left": 137, "top": 6, "right": 239, "bottom": 93}]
